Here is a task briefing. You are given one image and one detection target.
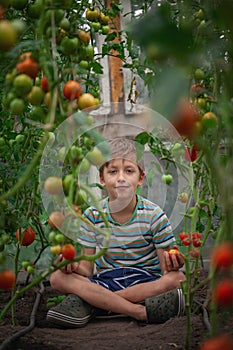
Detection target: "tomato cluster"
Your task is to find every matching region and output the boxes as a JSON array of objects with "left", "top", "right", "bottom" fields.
[
  {"left": 86, "top": 8, "right": 110, "bottom": 35},
  {"left": 179, "top": 232, "right": 202, "bottom": 247},
  {"left": 179, "top": 232, "right": 202, "bottom": 259}
]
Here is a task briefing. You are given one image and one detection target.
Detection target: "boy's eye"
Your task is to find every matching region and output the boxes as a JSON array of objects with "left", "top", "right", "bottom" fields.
[{"left": 108, "top": 169, "right": 117, "bottom": 174}]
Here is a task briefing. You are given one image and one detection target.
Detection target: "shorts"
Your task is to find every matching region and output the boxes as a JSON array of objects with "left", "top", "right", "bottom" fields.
[{"left": 89, "top": 267, "right": 161, "bottom": 292}]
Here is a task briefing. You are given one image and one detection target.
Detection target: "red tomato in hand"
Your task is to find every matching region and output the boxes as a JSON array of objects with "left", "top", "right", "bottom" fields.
[
  {"left": 16, "top": 227, "right": 36, "bottom": 246},
  {"left": 0, "top": 270, "right": 16, "bottom": 290},
  {"left": 61, "top": 243, "right": 76, "bottom": 260},
  {"left": 168, "top": 248, "right": 180, "bottom": 263}
]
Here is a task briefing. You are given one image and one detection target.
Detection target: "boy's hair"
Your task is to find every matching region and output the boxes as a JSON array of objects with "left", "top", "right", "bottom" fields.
[{"left": 99, "top": 137, "right": 145, "bottom": 175}]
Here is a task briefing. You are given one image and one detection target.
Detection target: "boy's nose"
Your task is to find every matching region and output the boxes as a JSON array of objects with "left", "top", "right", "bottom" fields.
[{"left": 117, "top": 170, "right": 125, "bottom": 181}]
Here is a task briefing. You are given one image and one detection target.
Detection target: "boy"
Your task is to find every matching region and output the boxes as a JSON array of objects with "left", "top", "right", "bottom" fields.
[{"left": 47, "top": 138, "right": 186, "bottom": 328}]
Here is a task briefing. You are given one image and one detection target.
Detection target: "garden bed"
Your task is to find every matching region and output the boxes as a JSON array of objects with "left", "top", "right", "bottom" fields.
[{"left": 0, "top": 269, "right": 232, "bottom": 350}]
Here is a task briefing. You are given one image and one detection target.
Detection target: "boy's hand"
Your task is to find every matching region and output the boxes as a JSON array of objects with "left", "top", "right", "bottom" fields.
[
  {"left": 55, "top": 254, "right": 79, "bottom": 274},
  {"left": 164, "top": 246, "right": 184, "bottom": 272}
]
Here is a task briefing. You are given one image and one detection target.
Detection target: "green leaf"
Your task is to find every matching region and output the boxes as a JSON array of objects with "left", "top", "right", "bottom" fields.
[
  {"left": 135, "top": 132, "right": 150, "bottom": 145},
  {"left": 91, "top": 61, "right": 103, "bottom": 74},
  {"left": 105, "top": 32, "right": 117, "bottom": 42}
]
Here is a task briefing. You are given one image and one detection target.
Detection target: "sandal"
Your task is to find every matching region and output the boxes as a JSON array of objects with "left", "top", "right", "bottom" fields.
[
  {"left": 46, "top": 294, "right": 96, "bottom": 328},
  {"left": 145, "top": 288, "right": 185, "bottom": 324}
]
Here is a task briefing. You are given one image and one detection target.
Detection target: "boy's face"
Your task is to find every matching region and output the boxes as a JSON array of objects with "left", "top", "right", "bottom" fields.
[{"left": 100, "top": 158, "right": 144, "bottom": 203}]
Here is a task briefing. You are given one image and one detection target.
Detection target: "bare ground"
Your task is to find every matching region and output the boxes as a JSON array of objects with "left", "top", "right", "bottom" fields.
[{"left": 0, "top": 269, "right": 233, "bottom": 350}]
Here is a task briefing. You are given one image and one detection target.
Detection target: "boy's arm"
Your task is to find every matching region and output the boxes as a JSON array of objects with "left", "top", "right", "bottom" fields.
[{"left": 157, "top": 247, "right": 184, "bottom": 275}]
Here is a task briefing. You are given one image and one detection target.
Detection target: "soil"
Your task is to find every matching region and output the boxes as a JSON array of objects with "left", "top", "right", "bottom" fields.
[{"left": 0, "top": 269, "right": 233, "bottom": 350}]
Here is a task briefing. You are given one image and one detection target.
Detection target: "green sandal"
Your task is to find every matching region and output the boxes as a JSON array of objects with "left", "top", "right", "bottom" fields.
[
  {"left": 145, "top": 288, "right": 185, "bottom": 324},
  {"left": 46, "top": 294, "right": 96, "bottom": 328}
]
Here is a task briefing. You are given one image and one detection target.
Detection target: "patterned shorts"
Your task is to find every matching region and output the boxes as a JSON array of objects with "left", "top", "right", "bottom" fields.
[{"left": 89, "top": 267, "right": 161, "bottom": 292}]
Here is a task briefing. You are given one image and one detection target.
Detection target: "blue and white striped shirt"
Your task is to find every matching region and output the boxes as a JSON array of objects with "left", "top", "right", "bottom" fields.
[{"left": 78, "top": 195, "right": 176, "bottom": 275}]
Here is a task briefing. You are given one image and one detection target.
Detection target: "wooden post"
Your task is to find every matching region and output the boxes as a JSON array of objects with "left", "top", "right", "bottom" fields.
[{"left": 107, "top": 0, "right": 124, "bottom": 114}]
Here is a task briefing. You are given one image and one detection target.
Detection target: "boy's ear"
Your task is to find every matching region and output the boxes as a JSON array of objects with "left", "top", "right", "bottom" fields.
[
  {"left": 99, "top": 173, "right": 105, "bottom": 186},
  {"left": 138, "top": 171, "right": 145, "bottom": 186}
]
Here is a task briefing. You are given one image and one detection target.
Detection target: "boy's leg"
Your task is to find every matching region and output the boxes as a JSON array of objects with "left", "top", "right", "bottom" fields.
[
  {"left": 116, "top": 270, "right": 186, "bottom": 303},
  {"left": 49, "top": 269, "right": 146, "bottom": 321},
  {"left": 49, "top": 269, "right": 185, "bottom": 321}
]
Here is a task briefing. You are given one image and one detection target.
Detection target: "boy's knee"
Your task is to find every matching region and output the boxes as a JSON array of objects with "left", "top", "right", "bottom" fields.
[
  {"left": 49, "top": 270, "right": 62, "bottom": 290},
  {"left": 165, "top": 270, "right": 186, "bottom": 289}
]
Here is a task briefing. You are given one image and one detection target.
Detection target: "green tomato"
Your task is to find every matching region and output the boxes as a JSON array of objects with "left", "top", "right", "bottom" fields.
[
  {"left": 55, "top": 233, "right": 64, "bottom": 243},
  {"left": 10, "top": 98, "right": 25, "bottom": 115},
  {"left": 161, "top": 174, "right": 173, "bottom": 185},
  {"left": 78, "top": 158, "right": 90, "bottom": 174},
  {"left": 74, "top": 189, "right": 87, "bottom": 205},
  {"left": 27, "top": 265, "right": 35, "bottom": 274},
  {"left": 48, "top": 230, "right": 57, "bottom": 243},
  {"left": 194, "top": 68, "right": 205, "bottom": 80}
]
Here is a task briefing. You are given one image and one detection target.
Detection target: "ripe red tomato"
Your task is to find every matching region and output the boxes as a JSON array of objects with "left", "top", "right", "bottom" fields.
[
  {"left": 61, "top": 243, "right": 76, "bottom": 260},
  {"left": 189, "top": 247, "right": 200, "bottom": 258},
  {"left": 48, "top": 211, "right": 65, "bottom": 229},
  {"left": 16, "top": 227, "right": 36, "bottom": 246},
  {"left": 40, "top": 76, "right": 49, "bottom": 92},
  {"left": 210, "top": 241, "right": 233, "bottom": 270},
  {"left": 189, "top": 83, "right": 205, "bottom": 98},
  {"left": 168, "top": 248, "right": 180, "bottom": 262},
  {"left": 213, "top": 279, "right": 233, "bottom": 306},
  {"left": 198, "top": 334, "right": 233, "bottom": 350},
  {"left": 63, "top": 80, "right": 82, "bottom": 100},
  {"left": 172, "top": 99, "right": 200, "bottom": 139},
  {"left": 16, "top": 57, "right": 40, "bottom": 79},
  {"left": 184, "top": 146, "right": 198, "bottom": 162},
  {"left": 0, "top": 270, "right": 16, "bottom": 291},
  {"left": 192, "top": 233, "right": 202, "bottom": 247}
]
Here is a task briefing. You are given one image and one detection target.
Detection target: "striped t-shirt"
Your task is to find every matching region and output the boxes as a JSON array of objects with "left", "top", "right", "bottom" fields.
[{"left": 78, "top": 195, "right": 176, "bottom": 275}]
